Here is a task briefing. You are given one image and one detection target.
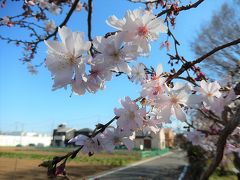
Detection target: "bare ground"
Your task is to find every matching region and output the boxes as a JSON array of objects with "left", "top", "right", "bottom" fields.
[{"left": 0, "top": 157, "right": 116, "bottom": 180}]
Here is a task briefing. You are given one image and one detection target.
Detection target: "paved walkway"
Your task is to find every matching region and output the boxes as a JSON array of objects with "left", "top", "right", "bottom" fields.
[{"left": 88, "top": 150, "right": 187, "bottom": 180}]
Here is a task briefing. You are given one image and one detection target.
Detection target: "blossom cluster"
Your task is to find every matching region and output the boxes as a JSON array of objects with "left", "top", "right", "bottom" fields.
[
  {"left": 26, "top": 0, "right": 61, "bottom": 15},
  {"left": 45, "top": 9, "right": 167, "bottom": 95},
  {"left": 44, "top": 8, "right": 240, "bottom": 158}
]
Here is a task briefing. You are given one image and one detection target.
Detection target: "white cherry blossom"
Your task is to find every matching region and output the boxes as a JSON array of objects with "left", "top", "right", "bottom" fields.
[
  {"left": 72, "top": 72, "right": 102, "bottom": 96},
  {"left": 101, "top": 127, "right": 134, "bottom": 151},
  {"left": 195, "top": 80, "right": 221, "bottom": 105},
  {"left": 107, "top": 9, "right": 167, "bottom": 55},
  {"left": 45, "top": 20, "right": 56, "bottom": 33},
  {"left": 68, "top": 134, "right": 103, "bottom": 155},
  {"left": 1, "top": 16, "right": 13, "bottom": 27},
  {"left": 45, "top": 26, "right": 91, "bottom": 90},
  {"left": 37, "top": 0, "right": 49, "bottom": 9},
  {"left": 208, "top": 89, "right": 237, "bottom": 117},
  {"left": 186, "top": 131, "right": 205, "bottom": 146},
  {"left": 155, "top": 85, "right": 189, "bottom": 121},
  {"left": 1, "top": 16, "right": 10, "bottom": 24},
  {"left": 114, "top": 96, "right": 145, "bottom": 132},
  {"left": 130, "top": 63, "right": 146, "bottom": 83},
  {"left": 141, "top": 76, "right": 166, "bottom": 100},
  {"left": 48, "top": 3, "right": 61, "bottom": 15},
  {"left": 93, "top": 33, "right": 138, "bottom": 75},
  {"left": 142, "top": 117, "right": 161, "bottom": 134},
  {"left": 141, "top": 63, "right": 166, "bottom": 99},
  {"left": 75, "top": 2, "right": 83, "bottom": 11}
]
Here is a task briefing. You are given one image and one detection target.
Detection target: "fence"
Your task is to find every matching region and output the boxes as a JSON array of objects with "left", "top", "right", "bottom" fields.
[{"left": 139, "top": 148, "right": 169, "bottom": 159}]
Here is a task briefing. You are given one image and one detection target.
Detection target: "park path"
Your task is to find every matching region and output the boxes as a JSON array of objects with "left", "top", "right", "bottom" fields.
[{"left": 88, "top": 150, "right": 188, "bottom": 180}]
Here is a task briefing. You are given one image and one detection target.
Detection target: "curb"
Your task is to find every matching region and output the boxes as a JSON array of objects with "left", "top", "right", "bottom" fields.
[{"left": 178, "top": 165, "right": 188, "bottom": 180}]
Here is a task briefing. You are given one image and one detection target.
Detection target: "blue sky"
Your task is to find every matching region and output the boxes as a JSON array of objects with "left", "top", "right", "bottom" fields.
[{"left": 0, "top": 0, "right": 227, "bottom": 134}]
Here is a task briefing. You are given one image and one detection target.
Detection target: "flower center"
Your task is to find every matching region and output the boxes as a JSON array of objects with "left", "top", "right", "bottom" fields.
[
  {"left": 110, "top": 51, "right": 120, "bottom": 61},
  {"left": 113, "top": 137, "right": 121, "bottom": 144},
  {"left": 207, "top": 92, "right": 213, "bottom": 97},
  {"left": 138, "top": 25, "right": 149, "bottom": 37},
  {"left": 90, "top": 70, "right": 99, "bottom": 78},
  {"left": 153, "top": 84, "right": 162, "bottom": 95},
  {"left": 128, "top": 111, "right": 136, "bottom": 120},
  {"left": 170, "top": 96, "right": 178, "bottom": 104},
  {"left": 68, "top": 55, "right": 77, "bottom": 65}
]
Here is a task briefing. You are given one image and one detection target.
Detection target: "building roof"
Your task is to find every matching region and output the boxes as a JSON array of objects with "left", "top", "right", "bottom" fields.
[
  {"left": 56, "top": 127, "right": 74, "bottom": 133},
  {"left": 77, "top": 128, "right": 93, "bottom": 132},
  {"left": 55, "top": 124, "right": 75, "bottom": 133}
]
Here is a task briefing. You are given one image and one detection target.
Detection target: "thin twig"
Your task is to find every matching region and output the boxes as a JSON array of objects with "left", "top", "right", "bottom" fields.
[
  {"left": 156, "top": 0, "right": 205, "bottom": 17},
  {"left": 44, "top": 0, "right": 80, "bottom": 41},
  {"left": 166, "top": 38, "right": 240, "bottom": 83}
]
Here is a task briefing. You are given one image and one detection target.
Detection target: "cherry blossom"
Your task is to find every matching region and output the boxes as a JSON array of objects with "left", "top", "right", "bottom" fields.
[
  {"left": 195, "top": 80, "right": 221, "bottom": 106},
  {"left": 101, "top": 127, "right": 134, "bottom": 151},
  {"left": 72, "top": 72, "right": 101, "bottom": 95},
  {"left": 142, "top": 116, "right": 161, "bottom": 134},
  {"left": 1, "top": 16, "right": 13, "bottom": 27},
  {"left": 141, "top": 64, "right": 166, "bottom": 99},
  {"left": 68, "top": 134, "right": 103, "bottom": 155},
  {"left": 45, "top": 26, "right": 91, "bottom": 90},
  {"left": 107, "top": 9, "right": 167, "bottom": 55},
  {"left": 154, "top": 84, "right": 190, "bottom": 121},
  {"left": 130, "top": 63, "right": 146, "bottom": 84},
  {"left": 48, "top": 3, "right": 61, "bottom": 15},
  {"left": 114, "top": 96, "right": 145, "bottom": 132},
  {"left": 186, "top": 131, "right": 205, "bottom": 146},
  {"left": 93, "top": 33, "right": 138, "bottom": 75},
  {"left": 27, "top": 63, "right": 38, "bottom": 75},
  {"left": 141, "top": 76, "right": 166, "bottom": 100},
  {"left": 26, "top": 0, "right": 36, "bottom": 6},
  {"left": 37, "top": 0, "right": 49, "bottom": 9},
  {"left": 45, "top": 20, "right": 56, "bottom": 33},
  {"left": 75, "top": 2, "right": 83, "bottom": 11},
  {"left": 209, "top": 89, "right": 238, "bottom": 117}
]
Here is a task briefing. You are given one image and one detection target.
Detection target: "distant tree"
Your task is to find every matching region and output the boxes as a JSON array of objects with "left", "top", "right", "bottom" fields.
[{"left": 192, "top": 0, "right": 240, "bottom": 85}]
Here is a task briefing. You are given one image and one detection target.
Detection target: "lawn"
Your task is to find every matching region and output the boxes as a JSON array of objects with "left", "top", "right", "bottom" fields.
[{"left": 0, "top": 146, "right": 141, "bottom": 179}]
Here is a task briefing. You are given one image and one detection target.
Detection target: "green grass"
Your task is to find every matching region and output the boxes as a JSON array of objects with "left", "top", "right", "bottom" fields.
[
  {"left": 0, "top": 150, "right": 140, "bottom": 166},
  {"left": 208, "top": 157, "right": 238, "bottom": 180},
  {"left": 210, "top": 174, "right": 237, "bottom": 180},
  {"left": 0, "top": 147, "right": 169, "bottom": 167}
]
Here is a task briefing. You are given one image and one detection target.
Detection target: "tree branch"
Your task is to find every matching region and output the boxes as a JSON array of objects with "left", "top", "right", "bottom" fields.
[
  {"left": 44, "top": 0, "right": 80, "bottom": 41},
  {"left": 200, "top": 105, "right": 240, "bottom": 180},
  {"left": 166, "top": 38, "right": 240, "bottom": 83},
  {"left": 156, "top": 0, "right": 205, "bottom": 17},
  {"left": 87, "top": 0, "right": 93, "bottom": 41}
]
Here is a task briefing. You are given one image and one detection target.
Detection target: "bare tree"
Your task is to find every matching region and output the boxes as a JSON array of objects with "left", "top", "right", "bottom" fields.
[{"left": 192, "top": 0, "right": 240, "bottom": 85}]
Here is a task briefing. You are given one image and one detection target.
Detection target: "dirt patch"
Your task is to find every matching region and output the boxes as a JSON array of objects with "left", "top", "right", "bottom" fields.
[{"left": 0, "top": 157, "right": 116, "bottom": 180}]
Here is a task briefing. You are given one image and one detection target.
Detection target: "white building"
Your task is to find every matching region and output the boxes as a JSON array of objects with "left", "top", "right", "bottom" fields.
[
  {"left": 133, "top": 129, "right": 166, "bottom": 150},
  {"left": 0, "top": 132, "right": 52, "bottom": 147}
]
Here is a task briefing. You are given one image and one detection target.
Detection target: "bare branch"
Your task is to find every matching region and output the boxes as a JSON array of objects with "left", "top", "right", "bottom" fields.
[
  {"left": 200, "top": 105, "right": 240, "bottom": 180},
  {"left": 156, "top": 0, "right": 205, "bottom": 17},
  {"left": 44, "top": 0, "right": 80, "bottom": 41},
  {"left": 167, "top": 38, "right": 240, "bottom": 83},
  {"left": 87, "top": 0, "right": 93, "bottom": 41}
]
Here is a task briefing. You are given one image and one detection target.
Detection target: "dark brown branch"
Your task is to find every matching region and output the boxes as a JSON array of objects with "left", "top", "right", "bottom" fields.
[
  {"left": 87, "top": 0, "right": 93, "bottom": 41},
  {"left": 156, "top": 0, "right": 205, "bottom": 17},
  {"left": 40, "top": 96, "right": 143, "bottom": 176},
  {"left": 184, "top": 120, "right": 213, "bottom": 135},
  {"left": 197, "top": 109, "right": 224, "bottom": 125},
  {"left": 200, "top": 105, "right": 240, "bottom": 180},
  {"left": 44, "top": 0, "right": 80, "bottom": 41},
  {"left": 127, "top": 0, "right": 158, "bottom": 4},
  {"left": 167, "top": 38, "right": 240, "bottom": 83}
]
